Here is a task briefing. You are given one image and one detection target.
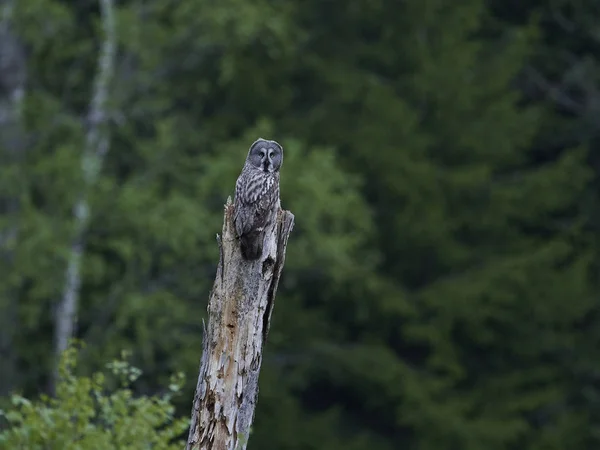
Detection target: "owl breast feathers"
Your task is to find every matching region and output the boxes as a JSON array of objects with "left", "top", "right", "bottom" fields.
[{"left": 234, "top": 138, "right": 283, "bottom": 260}]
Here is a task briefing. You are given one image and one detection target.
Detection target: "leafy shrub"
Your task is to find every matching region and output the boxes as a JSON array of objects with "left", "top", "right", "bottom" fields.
[{"left": 0, "top": 345, "right": 188, "bottom": 450}]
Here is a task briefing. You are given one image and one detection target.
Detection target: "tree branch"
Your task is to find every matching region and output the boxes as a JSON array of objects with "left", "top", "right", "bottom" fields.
[
  {"left": 53, "top": 0, "right": 116, "bottom": 389},
  {"left": 186, "top": 197, "right": 294, "bottom": 450},
  {"left": 523, "top": 65, "right": 584, "bottom": 114}
]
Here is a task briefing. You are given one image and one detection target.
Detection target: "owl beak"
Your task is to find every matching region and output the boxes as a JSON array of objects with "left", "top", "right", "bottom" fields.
[{"left": 263, "top": 160, "right": 270, "bottom": 172}]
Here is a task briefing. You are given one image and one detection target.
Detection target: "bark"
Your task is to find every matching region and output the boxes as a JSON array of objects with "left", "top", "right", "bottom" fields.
[
  {"left": 54, "top": 0, "right": 116, "bottom": 387},
  {"left": 0, "top": 0, "right": 26, "bottom": 396},
  {"left": 186, "top": 197, "right": 294, "bottom": 450}
]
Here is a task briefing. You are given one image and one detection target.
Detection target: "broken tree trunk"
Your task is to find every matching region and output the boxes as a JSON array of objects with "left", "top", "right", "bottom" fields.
[{"left": 186, "top": 197, "right": 294, "bottom": 450}]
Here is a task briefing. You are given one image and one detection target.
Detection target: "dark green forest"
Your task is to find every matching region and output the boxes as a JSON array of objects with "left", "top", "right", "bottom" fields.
[{"left": 1, "top": 0, "right": 599, "bottom": 448}]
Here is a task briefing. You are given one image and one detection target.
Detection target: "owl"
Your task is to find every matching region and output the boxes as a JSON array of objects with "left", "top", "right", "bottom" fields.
[{"left": 234, "top": 138, "right": 283, "bottom": 260}]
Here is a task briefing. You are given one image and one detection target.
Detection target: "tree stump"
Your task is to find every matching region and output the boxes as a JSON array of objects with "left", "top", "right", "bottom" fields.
[{"left": 186, "top": 197, "right": 294, "bottom": 450}]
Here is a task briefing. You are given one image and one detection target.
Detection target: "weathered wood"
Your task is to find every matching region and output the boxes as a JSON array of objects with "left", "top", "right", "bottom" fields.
[{"left": 186, "top": 197, "right": 294, "bottom": 450}]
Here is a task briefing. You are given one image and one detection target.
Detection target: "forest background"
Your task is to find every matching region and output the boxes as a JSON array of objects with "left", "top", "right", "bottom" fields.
[{"left": 1, "top": 0, "right": 599, "bottom": 448}]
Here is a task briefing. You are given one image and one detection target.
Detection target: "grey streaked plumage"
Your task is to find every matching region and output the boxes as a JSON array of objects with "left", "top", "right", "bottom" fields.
[{"left": 234, "top": 138, "right": 283, "bottom": 260}]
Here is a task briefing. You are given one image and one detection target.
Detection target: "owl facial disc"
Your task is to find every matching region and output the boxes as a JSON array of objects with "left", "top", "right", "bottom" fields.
[{"left": 247, "top": 138, "right": 283, "bottom": 174}]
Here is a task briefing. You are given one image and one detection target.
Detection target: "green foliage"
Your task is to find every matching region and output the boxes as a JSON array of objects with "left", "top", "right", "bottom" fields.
[
  {"left": 1, "top": 0, "right": 599, "bottom": 448},
  {"left": 0, "top": 345, "right": 187, "bottom": 450}
]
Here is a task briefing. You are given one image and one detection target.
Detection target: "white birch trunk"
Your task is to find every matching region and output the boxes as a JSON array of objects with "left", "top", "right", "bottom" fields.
[
  {"left": 186, "top": 198, "right": 294, "bottom": 450},
  {"left": 0, "top": 0, "right": 26, "bottom": 396},
  {"left": 54, "top": 0, "right": 116, "bottom": 385}
]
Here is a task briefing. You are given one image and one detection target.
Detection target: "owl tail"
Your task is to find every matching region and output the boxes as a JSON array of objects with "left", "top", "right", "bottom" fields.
[{"left": 240, "top": 232, "right": 263, "bottom": 260}]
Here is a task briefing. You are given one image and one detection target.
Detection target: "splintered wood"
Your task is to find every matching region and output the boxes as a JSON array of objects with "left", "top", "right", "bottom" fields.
[{"left": 186, "top": 197, "right": 294, "bottom": 450}]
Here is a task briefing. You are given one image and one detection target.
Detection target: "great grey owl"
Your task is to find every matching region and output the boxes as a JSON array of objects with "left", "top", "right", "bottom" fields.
[{"left": 234, "top": 138, "right": 283, "bottom": 260}]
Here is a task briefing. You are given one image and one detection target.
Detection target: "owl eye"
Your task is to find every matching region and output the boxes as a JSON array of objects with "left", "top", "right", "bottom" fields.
[
  {"left": 259, "top": 150, "right": 266, "bottom": 158},
  {"left": 269, "top": 151, "right": 275, "bottom": 158}
]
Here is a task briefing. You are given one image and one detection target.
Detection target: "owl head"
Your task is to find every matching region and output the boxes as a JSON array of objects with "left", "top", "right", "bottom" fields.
[{"left": 247, "top": 138, "right": 283, "bottom": 173}]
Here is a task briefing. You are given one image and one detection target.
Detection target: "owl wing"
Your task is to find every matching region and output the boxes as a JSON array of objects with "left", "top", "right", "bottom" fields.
[{"left": 234, "top": 170, "right": 279, "bottom": 236}]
